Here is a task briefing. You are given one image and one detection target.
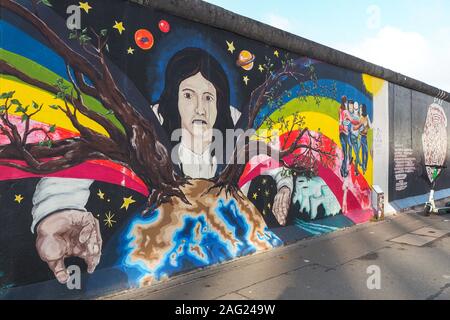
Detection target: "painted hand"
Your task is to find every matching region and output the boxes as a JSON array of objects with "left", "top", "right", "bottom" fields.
[
  {"left": 35, "top": 210, "right": 103, "bottom": 284},
  {"left": 273, "top": 186, "right": 291, "bottom": 226}
]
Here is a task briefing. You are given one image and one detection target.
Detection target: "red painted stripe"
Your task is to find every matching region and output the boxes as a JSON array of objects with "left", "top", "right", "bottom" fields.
[
  {"left": 238, "top": 130, "right": 373, "bottom": 223},
  {"left": 0, "top": 159, "right": 149, "bottom": 196}
]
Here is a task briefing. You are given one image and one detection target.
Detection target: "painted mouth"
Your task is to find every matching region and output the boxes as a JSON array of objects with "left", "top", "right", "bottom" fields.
[{"left": 192, "top": 119, "right": 207, "bottom": 125}]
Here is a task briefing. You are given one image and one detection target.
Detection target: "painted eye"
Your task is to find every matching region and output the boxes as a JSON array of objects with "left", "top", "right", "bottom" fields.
[
  {"left": 205, "top": 95, "right": 214, "bottom": 102},
  {"left": 184, "top": 92, "right": 192, "bottom": 99}
]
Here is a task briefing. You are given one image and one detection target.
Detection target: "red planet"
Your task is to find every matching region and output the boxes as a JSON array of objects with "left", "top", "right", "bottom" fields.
[
  {"left": 135, "top": 29, "right": 154, "bottom": 50},
  {"left": 158, "top": 20, "right": 170, "bottom": 33}
]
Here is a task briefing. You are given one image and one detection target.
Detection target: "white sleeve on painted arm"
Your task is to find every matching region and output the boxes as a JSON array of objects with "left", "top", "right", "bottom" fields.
[
  {"left": 264, "top": 167, "right": 294, "bottom": 192},
  {"left": 31, "top": 178, "right": 94, "bottom": 233}
]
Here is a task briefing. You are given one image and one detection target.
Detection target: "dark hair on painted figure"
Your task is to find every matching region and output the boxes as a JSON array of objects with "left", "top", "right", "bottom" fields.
[
  {"left": 361, "top": 103, "right": 367, "bottom": 117},
  {"left": 157, "top": 47, "right": 235, "bottom": 141}
]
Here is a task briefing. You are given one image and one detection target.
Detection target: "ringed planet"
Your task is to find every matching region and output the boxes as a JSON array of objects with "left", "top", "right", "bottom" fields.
[
  {"left": 135, "top": 29, "right": 154, "bottom": 50},
  {"left": 236, "top": 50, "right": 255, "bottom": 71}
]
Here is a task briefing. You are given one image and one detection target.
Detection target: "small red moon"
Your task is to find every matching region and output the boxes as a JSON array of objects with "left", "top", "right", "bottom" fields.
[
  {"left": 135, "top": 29, "right": 154, "bottom": 50},
  {"left": 158, "top": 20, "right": 170, "bottom": 33}
]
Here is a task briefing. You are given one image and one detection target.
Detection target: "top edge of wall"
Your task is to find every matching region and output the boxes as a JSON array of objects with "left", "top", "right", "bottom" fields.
[{"left": 130, "top": 0, "right": 450, "bottom": 103}]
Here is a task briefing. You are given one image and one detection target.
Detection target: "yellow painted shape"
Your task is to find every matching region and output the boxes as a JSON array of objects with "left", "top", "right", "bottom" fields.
[
  {"left": 255, "top": 111, "right": 373, "bottom": 185},
  {"left": 0, "top": 77, "right": 109, "bottom": 136},
  {"left": 362, "top": 74, "right": 385, "bottom": 96}
]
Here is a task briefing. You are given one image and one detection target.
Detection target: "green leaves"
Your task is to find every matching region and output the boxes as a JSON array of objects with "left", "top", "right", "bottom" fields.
[
  {"left": 69, "top": 31, "right": 78, "bottom": 40},
  {"left": 15, "top": 105, "right": 28, "bottom": 114},
  {"left": 55, "top": 91, "right": 66, "bottom": 100},
  {"left": 0, "top": 91, "right": 15, "bottom": 99},
  {"left": 10, "top": 98, "right": 28, "bottom": 114},
  {"left": 38, "top": 140, "right": 53, "bottom": 148},
  {"left": 69, "top": 28, "right": 92, "bottom": 45},
  {"left": 280, "top": 168, "right": 293, "bottom": 178},
  {"left": 49, "top": 124, "right": 56, "bottom": 133},
  {"left": 21, "top": 114, "right": 29, "bottom": 123},
  {"left": 49, "top": 105, "right": 60, "bottom": 110},
  {"left": 55, "top": 78, "right": 67, "bottom": 88},
  {"left": 37, "top": 0, "right": 52, "bottom": 7},
  {"left": 32, "top": 101, "right": 40, "bottom": 110},
  {"left": 54, "top": 78, "right": 70, "bottom": 101},
  {"left": 10, "top": 99, "right": 21, "bottom": 106},
  {"left": 78, "top": 34, "right": 92, "bottom": 45}
]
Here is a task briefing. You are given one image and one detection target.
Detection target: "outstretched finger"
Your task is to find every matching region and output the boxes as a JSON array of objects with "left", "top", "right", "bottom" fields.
[
  {"left": 79, "top": 221, "right": 95, "bottom": 244},
  {"left": 76, "top": 235, "right": 100, "bottom": 274},
  {"left": 273, "top": 196, "right": 281, "bottom": 219},
  {"left": 94, "top": 216, "right": 103, "bottom": 251},
  {"left": 47, "top": 258, "right": 69, "bottom": 284},
  {"left": 85, "top": 253, "right": 101, "bottom": 274},
  {"left": 83, "top": 219, "right": 102, "bottom": 273},
  {"left": 276, "top": 202, "right": 286, "bottom": 225}
]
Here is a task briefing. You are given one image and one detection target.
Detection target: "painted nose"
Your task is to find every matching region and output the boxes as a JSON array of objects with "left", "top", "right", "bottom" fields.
[{"left": 195, "top": 101, "right": 206, "bottom": 116}]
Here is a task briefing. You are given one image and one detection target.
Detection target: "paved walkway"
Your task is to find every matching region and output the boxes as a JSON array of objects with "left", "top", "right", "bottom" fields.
[{"left": 101, "top": 210, "right": 450, "bottom": 300}]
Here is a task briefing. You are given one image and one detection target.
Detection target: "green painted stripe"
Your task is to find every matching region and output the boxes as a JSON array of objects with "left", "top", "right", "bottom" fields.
[
  {"left": 259, "top": 96, "right": 373, "bottom": 152},
  {"left": 266, "top": 96, "right": 341, "bottom": 124},
  {"left": 0, "top": 49, "right": 125, "bottom": 133}
]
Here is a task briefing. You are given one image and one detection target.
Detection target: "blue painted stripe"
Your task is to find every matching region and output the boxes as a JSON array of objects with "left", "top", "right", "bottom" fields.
[
  {"left": 0, "top": 20, "right": 68, "bottom": 80},
  {"left": 255, "top": 79, "right": 374, "bottom": 128}
]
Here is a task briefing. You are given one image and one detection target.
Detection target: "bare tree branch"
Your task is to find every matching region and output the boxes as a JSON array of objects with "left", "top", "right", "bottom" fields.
[{"left": 0, "top": 0, "right": 190, "bottom": 211}]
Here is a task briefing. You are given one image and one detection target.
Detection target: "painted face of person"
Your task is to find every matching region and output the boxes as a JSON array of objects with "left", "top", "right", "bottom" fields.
[
  {"left": 178, "top": 72, "right": 218, "bottom": 141},
  {"left": 349, "top": 103, "right": 354, "bottom": 113},
  {"left": 354, "top": 102, "right": 359, "bottom": 115}
]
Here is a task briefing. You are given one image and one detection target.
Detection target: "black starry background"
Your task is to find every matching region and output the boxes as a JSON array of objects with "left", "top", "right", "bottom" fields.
[
  {"left": 49, "top": 0, "right": 291, "bottom": 117},
  {"left": 0, "top": 178, "right": 145, "bottom": 292}
]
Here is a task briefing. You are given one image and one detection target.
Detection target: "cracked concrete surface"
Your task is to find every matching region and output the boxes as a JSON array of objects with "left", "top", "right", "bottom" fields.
[{"left": 101, "top": 211, "right": 450, "bottom": 300}]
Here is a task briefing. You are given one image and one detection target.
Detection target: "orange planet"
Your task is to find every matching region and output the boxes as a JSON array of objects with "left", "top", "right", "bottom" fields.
[
  {"left": 135, "top": 29, "right": 154, "bottom": 50},
  {"left": 236, "top": 50, "right": 255, "bottom": 71}
]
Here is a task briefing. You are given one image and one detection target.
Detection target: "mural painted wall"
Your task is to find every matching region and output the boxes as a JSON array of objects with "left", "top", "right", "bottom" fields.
[
  {"left": 389, "top": 83, "right": 450, "bottom": 202},
  {"left": 0, "top": 0, "right": 377, "bottom": 298}
]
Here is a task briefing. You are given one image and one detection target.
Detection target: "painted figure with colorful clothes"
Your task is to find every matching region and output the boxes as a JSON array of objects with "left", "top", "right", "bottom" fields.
[
  {"left": 359, "top": 104, "right": 372, "bottom": 174},
  {"left": 339, "top": 96, "right": 360, "bottom": 178},
  {"left": 349, "top": 101, "right": 362, "bottom": 176}
]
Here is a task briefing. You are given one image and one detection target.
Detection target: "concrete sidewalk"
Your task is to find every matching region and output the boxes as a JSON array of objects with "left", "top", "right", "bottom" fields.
[{"left": 101, "top": 210, "right": 450, "bottom": 300}]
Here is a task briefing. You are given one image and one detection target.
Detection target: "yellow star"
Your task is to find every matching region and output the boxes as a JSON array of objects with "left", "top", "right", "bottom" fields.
[
  {"left": 267, "top": 203, "right": 271, "bottom": 209},
  {"left": 97, "top": 189, "right": 105, "bottom": 200},
  {"left": 252, "top": 192, "right": 258, "bottom": 200},
  {"left": 274, "top": 50, "right": 279, "bottom": 58},
  {"left": 79, "top": 2, "right": 92, "bottom": 13},
  {"left": 127, "top": 47, "right": 135, "bottom": 55},
  {"left": 121, "top": 196, "right": 136, "bottom": 210},
  {"left": 262, "top": 178, "right": 267, "bottom": 185},
  {"left": 104, "top": 211, "right": 116, "bottom": 228},
  {"left": 226, "top": 40, "right": 235, "bottom": 54},
  {"left": 113, "top": 21, "right": 125, "bottom": 35},
  {"left": 243, "top": 76, "right": 249, "bottom": 85},
  {"left": 14, "top": 194, "right": 24, "bottom": 204},
  {"left": 265, "top": 190, "right": 270, "bottom": 197},
  {"left": 258, "top": 64, "right": 264, "bottom": 73}
]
